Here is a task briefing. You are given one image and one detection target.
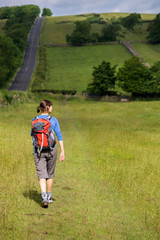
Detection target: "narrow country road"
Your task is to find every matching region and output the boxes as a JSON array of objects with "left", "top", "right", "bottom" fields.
[{"left": 8, "top": 17, "right": 43, "bottom": 92}]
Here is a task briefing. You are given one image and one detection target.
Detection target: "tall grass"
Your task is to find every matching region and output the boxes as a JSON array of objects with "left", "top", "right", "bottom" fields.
[{"left": 1, "top": 96, "right": 160, "bottom": 239}]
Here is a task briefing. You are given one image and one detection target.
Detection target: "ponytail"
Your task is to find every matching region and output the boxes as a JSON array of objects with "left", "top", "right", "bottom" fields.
[
  {"left": 37, "top": 106, "right": 41, "bottom": 113},
  {"left": 36, "top": 99, "right": 53, "bottom": 113}
]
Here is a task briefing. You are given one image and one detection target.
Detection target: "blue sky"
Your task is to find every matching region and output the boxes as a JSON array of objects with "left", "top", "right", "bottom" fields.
[{"left": 0, "top": 0, "right": 159, "bottom": 16}]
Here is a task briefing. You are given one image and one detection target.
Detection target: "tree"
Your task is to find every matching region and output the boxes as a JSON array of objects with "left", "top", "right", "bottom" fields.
[
  {"left": 42, "top": 8, "right": 53, "bottom": 16},
  {"left": 120, "top": 13, "right": 141, "bottom": 31},
  {"left": 0, "top": 5, "right": 40, "bottom": 87},
  {"left": 98, "top": 23, "right": 121, "bottom": 42},
  {"left": 147, "top": 13, "right": 160, "bottom": 43},
  {"left": 7, "top": 28, "right": 28, "bottom": 51},
  {"left": 4, "top": 5, "right": 40, "bottom": 52},
  {"left": 87, "top": 61, "right": 117, "bottom": 96},
  {"left": 117, "top": 56, "right": 154, "bottom": 96},
  {"left": 148, "top": 61, "right": 160, "bottom": 94},
  {"left": 66, "top": 20, "right": 91, "bottom": 45},
  {"left": 150, "top": 61, "right": 160, "bottom": 73},
  {"left": 1, "top": 7, "right": 14, "bottom": 19},
  {"left": 0, "top": 36, "right": 21, "bottom": 87},
  {"left": 0, "top": 5, "right": 40, "bottom": 20}
]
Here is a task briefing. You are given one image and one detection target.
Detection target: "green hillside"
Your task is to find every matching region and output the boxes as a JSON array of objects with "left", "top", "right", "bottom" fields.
[
  {"left": 42, "top": 15, "right": 103, "bottom": 45},
  {"left": 33, "top": 12, "right": 160, "bottom": 94},
  {"left": 42, "top": 13, "right": 156, "bottom": 45}
]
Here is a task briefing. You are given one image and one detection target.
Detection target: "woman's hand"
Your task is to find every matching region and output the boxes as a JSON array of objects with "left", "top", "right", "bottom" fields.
[{"left": 59, "top": 152, "right": 65, "bottom": 162}]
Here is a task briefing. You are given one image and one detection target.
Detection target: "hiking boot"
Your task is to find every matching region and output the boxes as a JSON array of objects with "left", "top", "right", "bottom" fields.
[
  {"left": 48, "top": 198, "right": 53, "bottom": 203},
  {"left": 47, "top": 192, "right": 53, "bottom": 203},
  {"left": 42, "top": 200, "right": 48, "bottom": 208},
  {"left": 41, "top": 192, "right": 48, "bottom": 208}
]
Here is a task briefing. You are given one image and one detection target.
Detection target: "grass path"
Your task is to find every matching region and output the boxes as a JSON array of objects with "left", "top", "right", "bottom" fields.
[{"left": 0, "top": 97, "right": 160, "bottom": 239}]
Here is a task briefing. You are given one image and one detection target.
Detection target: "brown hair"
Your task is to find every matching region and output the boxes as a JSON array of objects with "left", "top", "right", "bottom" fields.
[{"left": 37, "top": 99, "right": 53, "bottom": 113}]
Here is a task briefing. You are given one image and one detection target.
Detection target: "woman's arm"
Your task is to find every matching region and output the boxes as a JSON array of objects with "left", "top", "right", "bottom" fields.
[
  {"left": 51, "top": 117, "right": 64, "bottom": 161},
  {"left": 59, "top": 140, "right": 65, "bottom": 162}
]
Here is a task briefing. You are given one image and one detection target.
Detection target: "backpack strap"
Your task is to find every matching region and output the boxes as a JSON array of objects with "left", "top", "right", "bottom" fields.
[
  {"left": 46, "top": 115, "right": 55, "bottom": 150},
  {"left": 47, "top": 115, "right": 52, "bottom": 120},
  {"left": 39, "top": 133, "right": 44, "bottom": 153}
]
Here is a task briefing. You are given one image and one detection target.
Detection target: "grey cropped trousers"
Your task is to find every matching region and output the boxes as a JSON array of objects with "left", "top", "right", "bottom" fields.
[{"left": 34, "top": 147, "right": 57, "bottom": 180}]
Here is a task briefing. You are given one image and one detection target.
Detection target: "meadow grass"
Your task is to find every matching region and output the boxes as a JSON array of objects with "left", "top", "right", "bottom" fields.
[
  {"left": 39, "top": 44, "right": 131, "bottom": 93},
  {"left": 132, "top": 43, "right": 160, "bottom": 65},
  {"left": 1, "top": 95, "right": 160, "bottom": 239},
  {"left": 0, "top": 19, "right": 6, "bottom": 36}
]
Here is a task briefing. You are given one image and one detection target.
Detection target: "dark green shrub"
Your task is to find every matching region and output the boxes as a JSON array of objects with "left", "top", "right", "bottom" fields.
[{"left": 87, "top": 61, "right": 117, "bottom": 96}]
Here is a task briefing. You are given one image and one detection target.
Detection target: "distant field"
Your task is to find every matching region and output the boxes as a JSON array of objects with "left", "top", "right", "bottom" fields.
[
  {"left": 42, "top": 13, "right": 156, "bottom": 45},
  {"left": 42, "top": 44, "right": 131, "bottom": 93},
  {"left": 132, "top": 43, "right": 160, "bottom": 65},
  {"left": 0, "top": 19, "right": 6, "bottom": 36}
]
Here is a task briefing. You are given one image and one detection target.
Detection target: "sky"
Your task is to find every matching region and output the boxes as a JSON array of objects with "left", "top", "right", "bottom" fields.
[{"left": 0, "top": 0, "right": 160, "bottom": 16}]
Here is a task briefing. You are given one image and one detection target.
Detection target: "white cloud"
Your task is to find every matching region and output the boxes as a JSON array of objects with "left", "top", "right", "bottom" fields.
[{"left": 0, "top": 0, "right": 159, "bottom": 15}]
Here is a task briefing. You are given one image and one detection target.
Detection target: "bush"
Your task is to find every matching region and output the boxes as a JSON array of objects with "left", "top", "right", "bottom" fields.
[
  {"left": 0, "top": 36, "right": 21, "bottom": 87},
  {"left": 117, "top": 56, "right": 155, "bottom": 96},
  {"left": 66, "top": 20, "right": 91, "bottom": 46},
  {"left": 120, "top": 13, "right": 141, "bottom": 31},
  {"left": 98, "top": 23, "right": 121, "bottom": 42},
  {"left": 32, "top": 89, "right": 77, "bottom": 95},
  {"left": 87, "top": 61, "right": 117, "bottom": 96},
  {"left": 42, "top": 8, "right": 52, "bottom": 17}
]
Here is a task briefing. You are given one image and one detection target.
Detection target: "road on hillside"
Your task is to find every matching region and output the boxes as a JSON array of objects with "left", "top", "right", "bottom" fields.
[{"left": 8, "top": 17, "right": 43, "bottom": 92}]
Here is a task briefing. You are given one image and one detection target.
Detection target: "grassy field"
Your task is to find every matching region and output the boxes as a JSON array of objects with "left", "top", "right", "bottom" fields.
[
  {"left": 1, "top": 95, "right": 160, "bottom": 239},
  {"left": 42, "top": 13, "right": 156, "bottom": 45},
  {"left": 35, "top": 44, "right": 131, "bottom": 93},
  {"left": 132, "top": 43, "right": 160, "bottom": 65},
  {"left": 0, "top": 19, "right": 6, "bottom": 36}
]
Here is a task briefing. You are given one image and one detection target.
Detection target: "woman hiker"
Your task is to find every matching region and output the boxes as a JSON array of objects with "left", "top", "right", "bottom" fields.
[{"left": 31, "top": 99, "right": 65, "bottom": 208}]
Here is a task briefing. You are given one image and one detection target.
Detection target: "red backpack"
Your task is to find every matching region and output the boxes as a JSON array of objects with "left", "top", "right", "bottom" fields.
[{"left": 32, "top": 115, "right": 56, "bottom": 155}]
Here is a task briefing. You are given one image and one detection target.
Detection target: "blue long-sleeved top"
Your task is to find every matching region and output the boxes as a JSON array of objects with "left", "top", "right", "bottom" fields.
[{"left": 31, "top": 114, "right": 63, "bottom": 141}]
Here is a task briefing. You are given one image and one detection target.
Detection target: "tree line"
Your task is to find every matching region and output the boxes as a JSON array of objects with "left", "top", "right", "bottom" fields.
[
  {"left": 87, "top": 57, "right": 160, "bottom": 97},
  {"left": 66, "top": 13, "right": 160, "bottom": 46},
  {"left": 0, "top": 5, "right": 40, "bottom": 88}
]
